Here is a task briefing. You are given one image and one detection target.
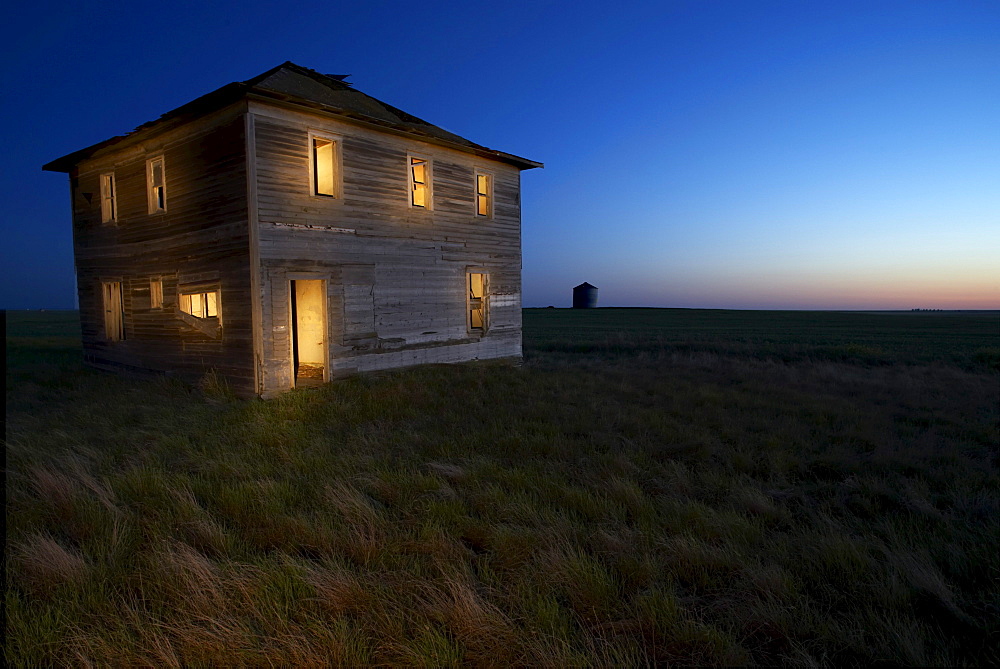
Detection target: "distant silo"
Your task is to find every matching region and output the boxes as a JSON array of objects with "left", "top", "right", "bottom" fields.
[{"left": 573, "top": 282, "right": 598, "bottom": 309}]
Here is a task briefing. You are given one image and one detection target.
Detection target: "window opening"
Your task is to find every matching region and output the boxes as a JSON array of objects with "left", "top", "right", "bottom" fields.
[
  {"left": 410, "top": 156, "right": 430, "bottom": 208},
  {"left": 147, "top": 156, "right": 166, "bottom": 213},
  {"left": 150, "top": 278, "right": 163, "bottom": 309},
  {"left": 468, "top": 272, "right": 488, "bottom": 332},
  {"left": 100, "top": 173, "right": 117, "bottom": 223},
  {"left": 179, "top": 290, "right": 218, "bottom": 319},
  {"left": 102, "top": 281, "right": 124, "bottom": 341},
  {"left": 476, "top": 173, "right": 492, "bottom": 217},
  {"left": 312, "top": 137, "right": 337, "bottom": 197}
]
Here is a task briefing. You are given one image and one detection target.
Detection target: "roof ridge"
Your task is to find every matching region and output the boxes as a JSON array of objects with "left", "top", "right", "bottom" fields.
[
  {"left": 266, "top": 61, "right": 354, "bottom": 90},
  {"left": 250, "top": 63, "right": 458, "bottom": 138},
  {"left": 44, "top": 62, "right": 543, "bottom": 173}
]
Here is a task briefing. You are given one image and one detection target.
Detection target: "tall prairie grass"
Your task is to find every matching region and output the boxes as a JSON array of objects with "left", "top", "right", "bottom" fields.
[{"left": 5, "top": 308, "right": 999, "bottom": 665}]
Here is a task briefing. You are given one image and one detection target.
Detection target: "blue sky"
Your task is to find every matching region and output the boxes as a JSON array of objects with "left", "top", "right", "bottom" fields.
[{"left": 2, "top": 0, "right": 998, "bottom": 309}]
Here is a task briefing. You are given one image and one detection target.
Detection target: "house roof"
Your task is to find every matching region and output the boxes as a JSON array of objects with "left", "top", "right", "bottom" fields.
[{"left": 43, "top": 62, "right": 543, "bottom": 173}]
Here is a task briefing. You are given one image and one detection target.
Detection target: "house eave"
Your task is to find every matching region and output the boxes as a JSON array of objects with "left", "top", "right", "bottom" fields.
[
  {"left": 43, "top": 83, "right": 251, "bottom": 173},
  {"left": 244, "top": 91, "right": 543, "bottom": 170}
]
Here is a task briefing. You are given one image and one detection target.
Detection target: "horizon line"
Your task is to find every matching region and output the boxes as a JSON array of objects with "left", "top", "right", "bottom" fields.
[{"left": 5, "top": 307, "right": 998, "bottom": 314}]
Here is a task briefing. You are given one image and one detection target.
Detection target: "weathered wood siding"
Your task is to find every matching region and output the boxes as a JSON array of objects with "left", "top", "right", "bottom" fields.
[
  {"left": 249, "top": 102, "right": 523, "bottom": 395},
  {"left": 70, "top": 104, "right": 255, "bottom": 392}
]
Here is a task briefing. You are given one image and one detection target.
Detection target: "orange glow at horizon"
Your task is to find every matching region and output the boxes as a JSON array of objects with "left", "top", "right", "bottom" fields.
[{"left": 601, "top": 263, "right": 1000, "bottom": 311}]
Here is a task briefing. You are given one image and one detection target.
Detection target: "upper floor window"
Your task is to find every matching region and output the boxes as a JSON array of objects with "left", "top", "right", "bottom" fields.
[
  {"left": 100, "top": 173, "right": 117, "bottom": 224},
  {"left": 409, "top": 155, "right": 432, "bottom": 209},
  {"left": 146, "top": 156, "right": 166, "bottom": 213},
  {"left": 475, "top": 171, "right": 493, "bottom": 217},
  {"left": 309, "top": 131, "right": 341, "bottom": 197}
]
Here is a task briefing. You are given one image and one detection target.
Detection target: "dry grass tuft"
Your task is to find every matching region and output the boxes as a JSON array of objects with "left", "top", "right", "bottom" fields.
[
  {"left": 154, "top": 542, "right": 226, "bottom": 615},
  {"left": 891, "top": 549, "right": 972, "bottom": 625},
  {"left": 303, "top": 559, "right": 374, "bottom": 617},
  {"left": 425, "top": 460, "right": 469, "bottom": 483},
  {"left": 323, "top": 481, "right": 390, "bottom": 564},
  {"left": 11, "top": 532, "right": 88, "bottom": 597},
  {"left": 198, "top": 368, "right": 236, "bottom": 402},
  {"left": 417, "top": 573, "right": 520, "bottom": 663},
  {"left": 733, "top": 484, "right": 781, "bottom": 518},
  {"left": 177, "top": 516, "right": 229, "bottom": 557},
  {"left": 30, "top": 467, "right": 81, "bottom": 518}
]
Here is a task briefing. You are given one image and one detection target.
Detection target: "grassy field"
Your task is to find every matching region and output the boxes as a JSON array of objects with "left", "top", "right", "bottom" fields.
[{"left": 6, "top": 308, "right": 999, "bottom": 666}]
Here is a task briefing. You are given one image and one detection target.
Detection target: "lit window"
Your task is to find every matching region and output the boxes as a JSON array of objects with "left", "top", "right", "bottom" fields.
[
  {"left": 150, "top": 278, "right": 163, "bottom": 309},
  {"left": 310, "top": 133, "right": 340, "bottom": 197},
  {"left": 100, "top": 173, "right": 117, "bottom": 223},
  {"left": 147, "top": 156, "right": 166, "bottom": 213},
  {"left": 468, "top": 272, "right": 488, "bottom": 332},
  {"left": 409, "top": 156, "right": 432, "bottom": 208},
  {"left": 475, "top": 172, "right": 492, "bottom": 217},
  {"left": 179, "top": 290, "right": 219, "bottom": 319},
  {"left": 102, "top": 281, "right": 124, "bottom": 341}
]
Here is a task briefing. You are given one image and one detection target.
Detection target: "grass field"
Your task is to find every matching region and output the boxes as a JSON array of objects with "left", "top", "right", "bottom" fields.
[{"left": 6, "top": 308, "right": 999, "bottom": 666}]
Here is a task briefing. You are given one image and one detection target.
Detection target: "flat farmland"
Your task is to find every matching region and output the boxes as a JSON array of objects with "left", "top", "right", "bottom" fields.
[
  {"left": 524, "top": 307, "right": 999, "bottom": 367},
  {"left": 6, "top": 308, "right": 999, "bottom": 666}
]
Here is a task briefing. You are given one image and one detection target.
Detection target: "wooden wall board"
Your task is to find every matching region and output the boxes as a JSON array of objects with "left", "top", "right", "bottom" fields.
[
  {"left": 70, "top": 107, "right": 256, "bottom": 394},
  {"left": 250, "top": 101, "right": 524, "bottom": 395}
]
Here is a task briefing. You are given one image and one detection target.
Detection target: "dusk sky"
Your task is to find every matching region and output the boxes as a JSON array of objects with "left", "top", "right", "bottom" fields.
[{"left": 3, "top": 0, "right": 998, "bottom": 310}]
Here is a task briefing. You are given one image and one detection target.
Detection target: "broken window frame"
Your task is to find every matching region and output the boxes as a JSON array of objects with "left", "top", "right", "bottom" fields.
[
  {"left": 408, "top": 154, "right": 433, "bottom": 209},
  {"left": 100, "top": 172, "right": 117, "bottom": 224},
  {"left": 467, "top": 270, "right": 489, "bottom": 334},
  {"left": 179, "top": 290, "right": 219, "bottom": 319},
  {"left": 146, "top": 155, "right": 166, "bottom": 214},
  {"left": 308, "top": 130, "right": 342, "bottom": 198},
  {"left": 176, "top": 284, "right": 223, "bottom": 338}
]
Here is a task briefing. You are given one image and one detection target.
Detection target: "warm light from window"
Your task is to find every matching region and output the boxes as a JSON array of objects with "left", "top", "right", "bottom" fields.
[
  {"left": 476, "top": 174, "right": 491, "bottom": 217},
  {"left": 207, "top": 292, "right": 218, "bottom": 317},
  {"left": 180, "top": 291, "right": 218, "bottom": 319},
  {"left": 469, "top": 273, "right": 485, "bottom": 299},
  {"left": 313, "top": 138, "right": 335, "bottom": 196},
  {"left": 411, "top": 157, "right": 428, "bottom": 207},
  {"left": 469, "top": 272, "right": 486, "bottom": 331}
]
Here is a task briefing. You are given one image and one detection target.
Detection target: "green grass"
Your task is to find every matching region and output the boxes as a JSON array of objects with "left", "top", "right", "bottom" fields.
[
  {"left": 524, "top": 307, "right": 1000, "bottom": 369},
  {"left": 6, "top": 308, "right": 999, "bottom": 666}
]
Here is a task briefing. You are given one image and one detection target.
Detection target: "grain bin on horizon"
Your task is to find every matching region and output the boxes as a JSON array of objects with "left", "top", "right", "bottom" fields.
[{"left": 573, "top": 282, "right": 598, "bottom": 309}]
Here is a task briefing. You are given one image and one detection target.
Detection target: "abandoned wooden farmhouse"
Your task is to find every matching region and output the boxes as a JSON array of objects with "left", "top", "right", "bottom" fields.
[{"left": 44, "top": 62, "right": 542, "bottom": 397}]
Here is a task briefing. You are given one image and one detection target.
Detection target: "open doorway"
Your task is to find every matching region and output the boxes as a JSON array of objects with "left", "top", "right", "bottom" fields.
[{"left": 290, "top": 279, "right": 327, "bottom": 388}]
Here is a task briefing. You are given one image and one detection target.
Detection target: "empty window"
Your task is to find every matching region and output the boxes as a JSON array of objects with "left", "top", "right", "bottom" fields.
[
  {"left": 150, "top": 278, "right": 163, "bottom": 309},
  {"left": 100, "top": 173, "right": 117, "bottom": 223},
  {"left": 310, "top": 133, "right": 340, "bottom": 197},
  {"left": 102, "top": 281, "right": 124, "bottom": 341},
  {"left": 179, "top": 290, "right": 219, "bottom": 319},
  {"left": 409, "top": 156, "right": 432, "bottom": 208},
  {"left": 468, "top": 272, "right": 488, "bottom": 333},
  {"left": 147, "top": 156, "right": 166, "bottom": 213}
]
